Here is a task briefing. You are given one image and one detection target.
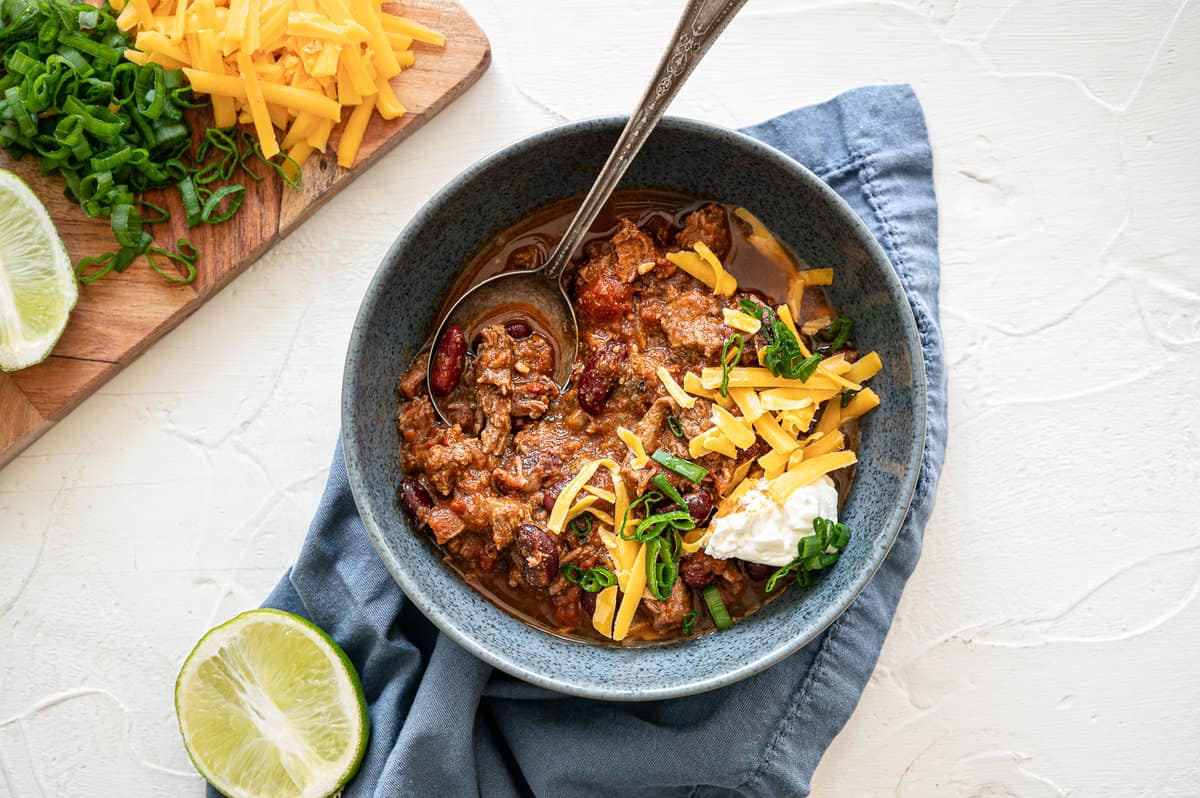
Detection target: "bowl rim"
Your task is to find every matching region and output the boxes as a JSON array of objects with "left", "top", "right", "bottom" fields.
[{"left": 342, "top": 114, "right": 928, "bottom": 700}]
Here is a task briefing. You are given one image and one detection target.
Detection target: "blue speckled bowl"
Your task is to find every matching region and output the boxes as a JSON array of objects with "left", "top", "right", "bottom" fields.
[{"left": 342, "top": 117, "right": 926, "bottom": 700}]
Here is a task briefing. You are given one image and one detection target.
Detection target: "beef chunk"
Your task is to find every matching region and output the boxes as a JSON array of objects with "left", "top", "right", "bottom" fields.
[
  {"left": 659, "top": 292, "right": 729, "bottom": 356},
  {"left": 676, "top": 204, "right": 731, "bottom": 258},
  {"left": 642, "top": 579, "right": 691, "bottom": 630}
]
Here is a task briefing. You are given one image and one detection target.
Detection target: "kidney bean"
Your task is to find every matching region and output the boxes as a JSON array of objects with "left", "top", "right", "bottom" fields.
[
  {"left": 430, "top": 326, "right": 466, "bottom": 395},
  {"left": 542, "top": 478, "right": 569, "bottom": 513},
  {"left": 399, "top": 476, "right": 433, "bottom": 516},
  {"left": 514, "top": 523, "right": 559, "bottom": 589},
  {"left": 575, "top": 342, "right": 627, "bottom": 416},
  {"left": 505, "top": 320, "right": 533, "bottom": 339},
  {"left": 580, "top": 589, "right": 596, "bottom": 616},
  {"left": 576, "top": 366, "right": 613, "bottom": 416},
  {"left": 741, "top": 560, "right": 776, "bottom": 581},
  {"left": 683, "top": 490, "right": 715, "bottom": 525}
]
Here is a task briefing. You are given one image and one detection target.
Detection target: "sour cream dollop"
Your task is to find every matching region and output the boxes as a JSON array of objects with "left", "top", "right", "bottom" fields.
[{"left": 704, "top": 476, "right": 839, "bottom": 567}]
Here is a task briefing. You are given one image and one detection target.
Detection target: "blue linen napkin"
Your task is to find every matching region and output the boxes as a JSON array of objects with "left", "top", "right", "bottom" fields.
[{"left": 208, "top": 83, "right": 946, "bottom": 798}]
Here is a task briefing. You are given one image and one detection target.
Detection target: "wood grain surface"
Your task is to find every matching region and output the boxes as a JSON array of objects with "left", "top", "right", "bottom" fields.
[{"left": 0, "top": 0, "right": 489, "bottom": 467}]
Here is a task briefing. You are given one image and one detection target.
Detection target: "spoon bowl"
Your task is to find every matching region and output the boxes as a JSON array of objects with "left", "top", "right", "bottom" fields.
[{"left": 427, "top": 268, "right": 577, "bottom": 404}]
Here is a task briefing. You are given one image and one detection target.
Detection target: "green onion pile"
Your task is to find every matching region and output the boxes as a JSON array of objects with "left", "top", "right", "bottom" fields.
[
  {"left": 738, "top": 298, "right": 823, "bottom": 382},
  {"left": 0, "top": 0, "right": 297, "bottom": 284},
  {"left": 765, "top": 517, "right": 851, "bottom": 591}
]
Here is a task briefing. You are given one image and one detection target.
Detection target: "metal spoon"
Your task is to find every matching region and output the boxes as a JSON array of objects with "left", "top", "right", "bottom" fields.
[{"left": 428, "top": 0, "right": 748, "bottom": 421}]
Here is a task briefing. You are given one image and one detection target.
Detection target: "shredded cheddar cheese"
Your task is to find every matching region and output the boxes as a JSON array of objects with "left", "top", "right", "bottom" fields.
[
  {"left": 769, "top": 451, "right": 857, "bottom": 500},
  {"left": 753, "top": 412, "right": 801, "bottom": 455},
  {"left": 711, "top": 405, "right": 756, "bottom": 449},
  {"left": 582, "top": 484, "right": 617, "bottom": 504},
  {"left": 841, "top": 388, "right": 881, "bottom": 421},
  {"left": 683, "top": 371, "right": 734, "bottom": 409},
  {"left": 722, "top": 307, "right": 762, "bottom": 334},
  {"left": 803, "top": 429, "right": 845, "bottom": 458},
  {"left": 798, "top": 268, "right": 834, "bottom": 286},
  {"left": 733, "top": 206, "right": 794, "bottom": 271},
  {"left": 665, "top": 243, "right": 737, "bottom": 297},
  {"left": 122, "top": 0, "right": 444, "bottom": 171},
  {"left": 846, "top": 352, "right": 883, "bottom": 383},
  {"left": 592, "top": 585, "right": 618, "bottom": 637},
  {"left": 727, "top": 386, "right": 765, "bottom": 424},
  {"left": 694, "top": 241, "right": 737, "bottom": 296},
  {"left": 656, "top": 366, "right": 696, "bottom": 409},
  {"left": 617, "top": 426, "right": 650, "bottom": 468},
  {"left": 689, "top": 426, "right": 737, "bottom": 459}
]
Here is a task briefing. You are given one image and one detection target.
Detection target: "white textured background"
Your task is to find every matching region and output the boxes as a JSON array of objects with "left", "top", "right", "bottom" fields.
[{"left": 3, "top": 0, "right": 1199, "bottom": 795}]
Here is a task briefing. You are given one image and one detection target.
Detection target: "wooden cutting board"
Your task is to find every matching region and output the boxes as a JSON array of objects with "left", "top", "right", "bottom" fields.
[{"left": 0, "top": 0, "right": 488, "bottom": 468}]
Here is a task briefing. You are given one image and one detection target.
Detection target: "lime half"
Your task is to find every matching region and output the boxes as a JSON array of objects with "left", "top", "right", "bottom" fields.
[
  {"left": 175, "top": 609, "right": 369, "bottom": 798},
  {"left": 0, "top": 169, "right": 76, "bottom": 372}
]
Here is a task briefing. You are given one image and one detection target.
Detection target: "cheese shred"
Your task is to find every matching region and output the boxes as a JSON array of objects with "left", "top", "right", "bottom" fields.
[{"left": 123, "top": 0, "right": 444, "bottom": 171}]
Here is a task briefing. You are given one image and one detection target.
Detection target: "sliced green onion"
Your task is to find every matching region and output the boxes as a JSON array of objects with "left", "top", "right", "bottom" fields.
[
  {"left": 200, "top": 184, "right": 245, "bottom": 224},
  {"left": 563, "top": 564, "right": 616, "bottom": 593},
  {"left": 702, "top": 585, "right": 733, "bottom": 630},
  {"left": 681, "top": 610, "right": 698, "bottom": 635},
  {"left": 667, "top": 414, "right": 685, "bottom": 439},
  {"left": 75, "top": 252, "right": 115, "bottom": 283},
  {"left": 177, "top": 176, "right": 202, "bottom": 227},
  {"left": 795, "top": 352, "right": 823, "bottom": 382},
  {"left": 579, "top": 567, "right": 616, "bottom": 592},
  {"left": 146, "top": 243, "right": 197, "bottom": 284},
  {"left": 840, "top": 388, "right": 860, "bottom": 408},
  {"left": 718, "top": 332, "right": 743, "bottom": 397},
  {"left": 135, "top": 199, "right": 169, "bottom": 224},
  {"left": 738, "top": 298, "right": 762, "bottom": 319},
  {"left": 634, "top": 509, "right": 693, "bottom": 543},
  {"left": 766, "top": 517, "right": 851, "bottom": 591},
  {"left": 817, "top": 317, "right": 855, "bottom": 350},
  {"left": 644, "top": 537, "right": 680, "bottom": 601},
  {"left": 618, "top": 490, "right": 662, "bottom": 541},
  {"left": 651, "top": 449, "right": 708, "bottom": 483},
  {"left": 650, "top": 474, "right": 686, "bottom": 509},
  {"left": 568, "top": 513, "right": 592, "bottom": 540}
]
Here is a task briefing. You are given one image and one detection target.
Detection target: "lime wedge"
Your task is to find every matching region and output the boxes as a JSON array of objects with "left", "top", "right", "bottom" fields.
[
  {"left": 0, "top": 169, "right": 76, "bottom": 372},
  {"left": 175, "top": 609, "right": 369, "bottom": 798}
]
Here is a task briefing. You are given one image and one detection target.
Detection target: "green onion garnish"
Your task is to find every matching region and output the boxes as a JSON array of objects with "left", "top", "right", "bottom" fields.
[
  {"left": 840, "top": 388, "right": 860, "bottom": 408},
  {"left": 644, "top": 537, "right": 681, "bottom": 600},
  {"left": 568, "top": 513, "right": 593, "bottom": 539},
  {"left": 740, "top": 303, "right": 824, "bottom": 382},
  {"left": 562, "top": 564, "right": 616, "bottom": 593},
  {"left": 738, "top": 298, "right": 762, "bottom": 318},
  {"left": 765, "top": 517, "right": 851, "bottom": 591},
  {"left": 667, "top": 414, "right": 685, "bottom": 439},
  {"left": 795, "top": 352, "right": 823, "bottom": 382},
  {"left": 718, "top": 332, "right": 744, "bottom": 397},
  {"left": 0, "top": 1, "right": 294, "bottom": 283},
  {"left": 702, "top": 584, "right": 733, "bottom": 630},
  {"left": 650, "top": 474, "right": 686, "bottom": 509},
  {"left": 634, "top": 509, "right": 693, "bottom": 543},
  {"left": 580, "top": 567, "right": 616, "bottom": 592},
  {"left": 618, "top": 491, "right": 662, "bottom": 541},
  {"left": 817, "top": 317, "right": 855, "bottom": 351},
  {"left": 681, "top": 610, "right": 697, "bottom": 635},
  {"left": 651, "top": 449, "right": 708, "bottom": 483}
]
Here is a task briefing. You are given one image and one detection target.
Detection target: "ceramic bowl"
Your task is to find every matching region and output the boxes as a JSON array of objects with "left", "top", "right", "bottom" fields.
[{"left": 342, "top": 117, "right": 926, "bottom": 700}]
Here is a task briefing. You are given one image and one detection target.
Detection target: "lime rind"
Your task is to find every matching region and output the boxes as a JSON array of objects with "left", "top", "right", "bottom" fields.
[
  {"left": 175, "top": 609, "right": 369, "bottom": 798},
  {"left": 0, "top": 169, "right": 76, "bottom": 372}
]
